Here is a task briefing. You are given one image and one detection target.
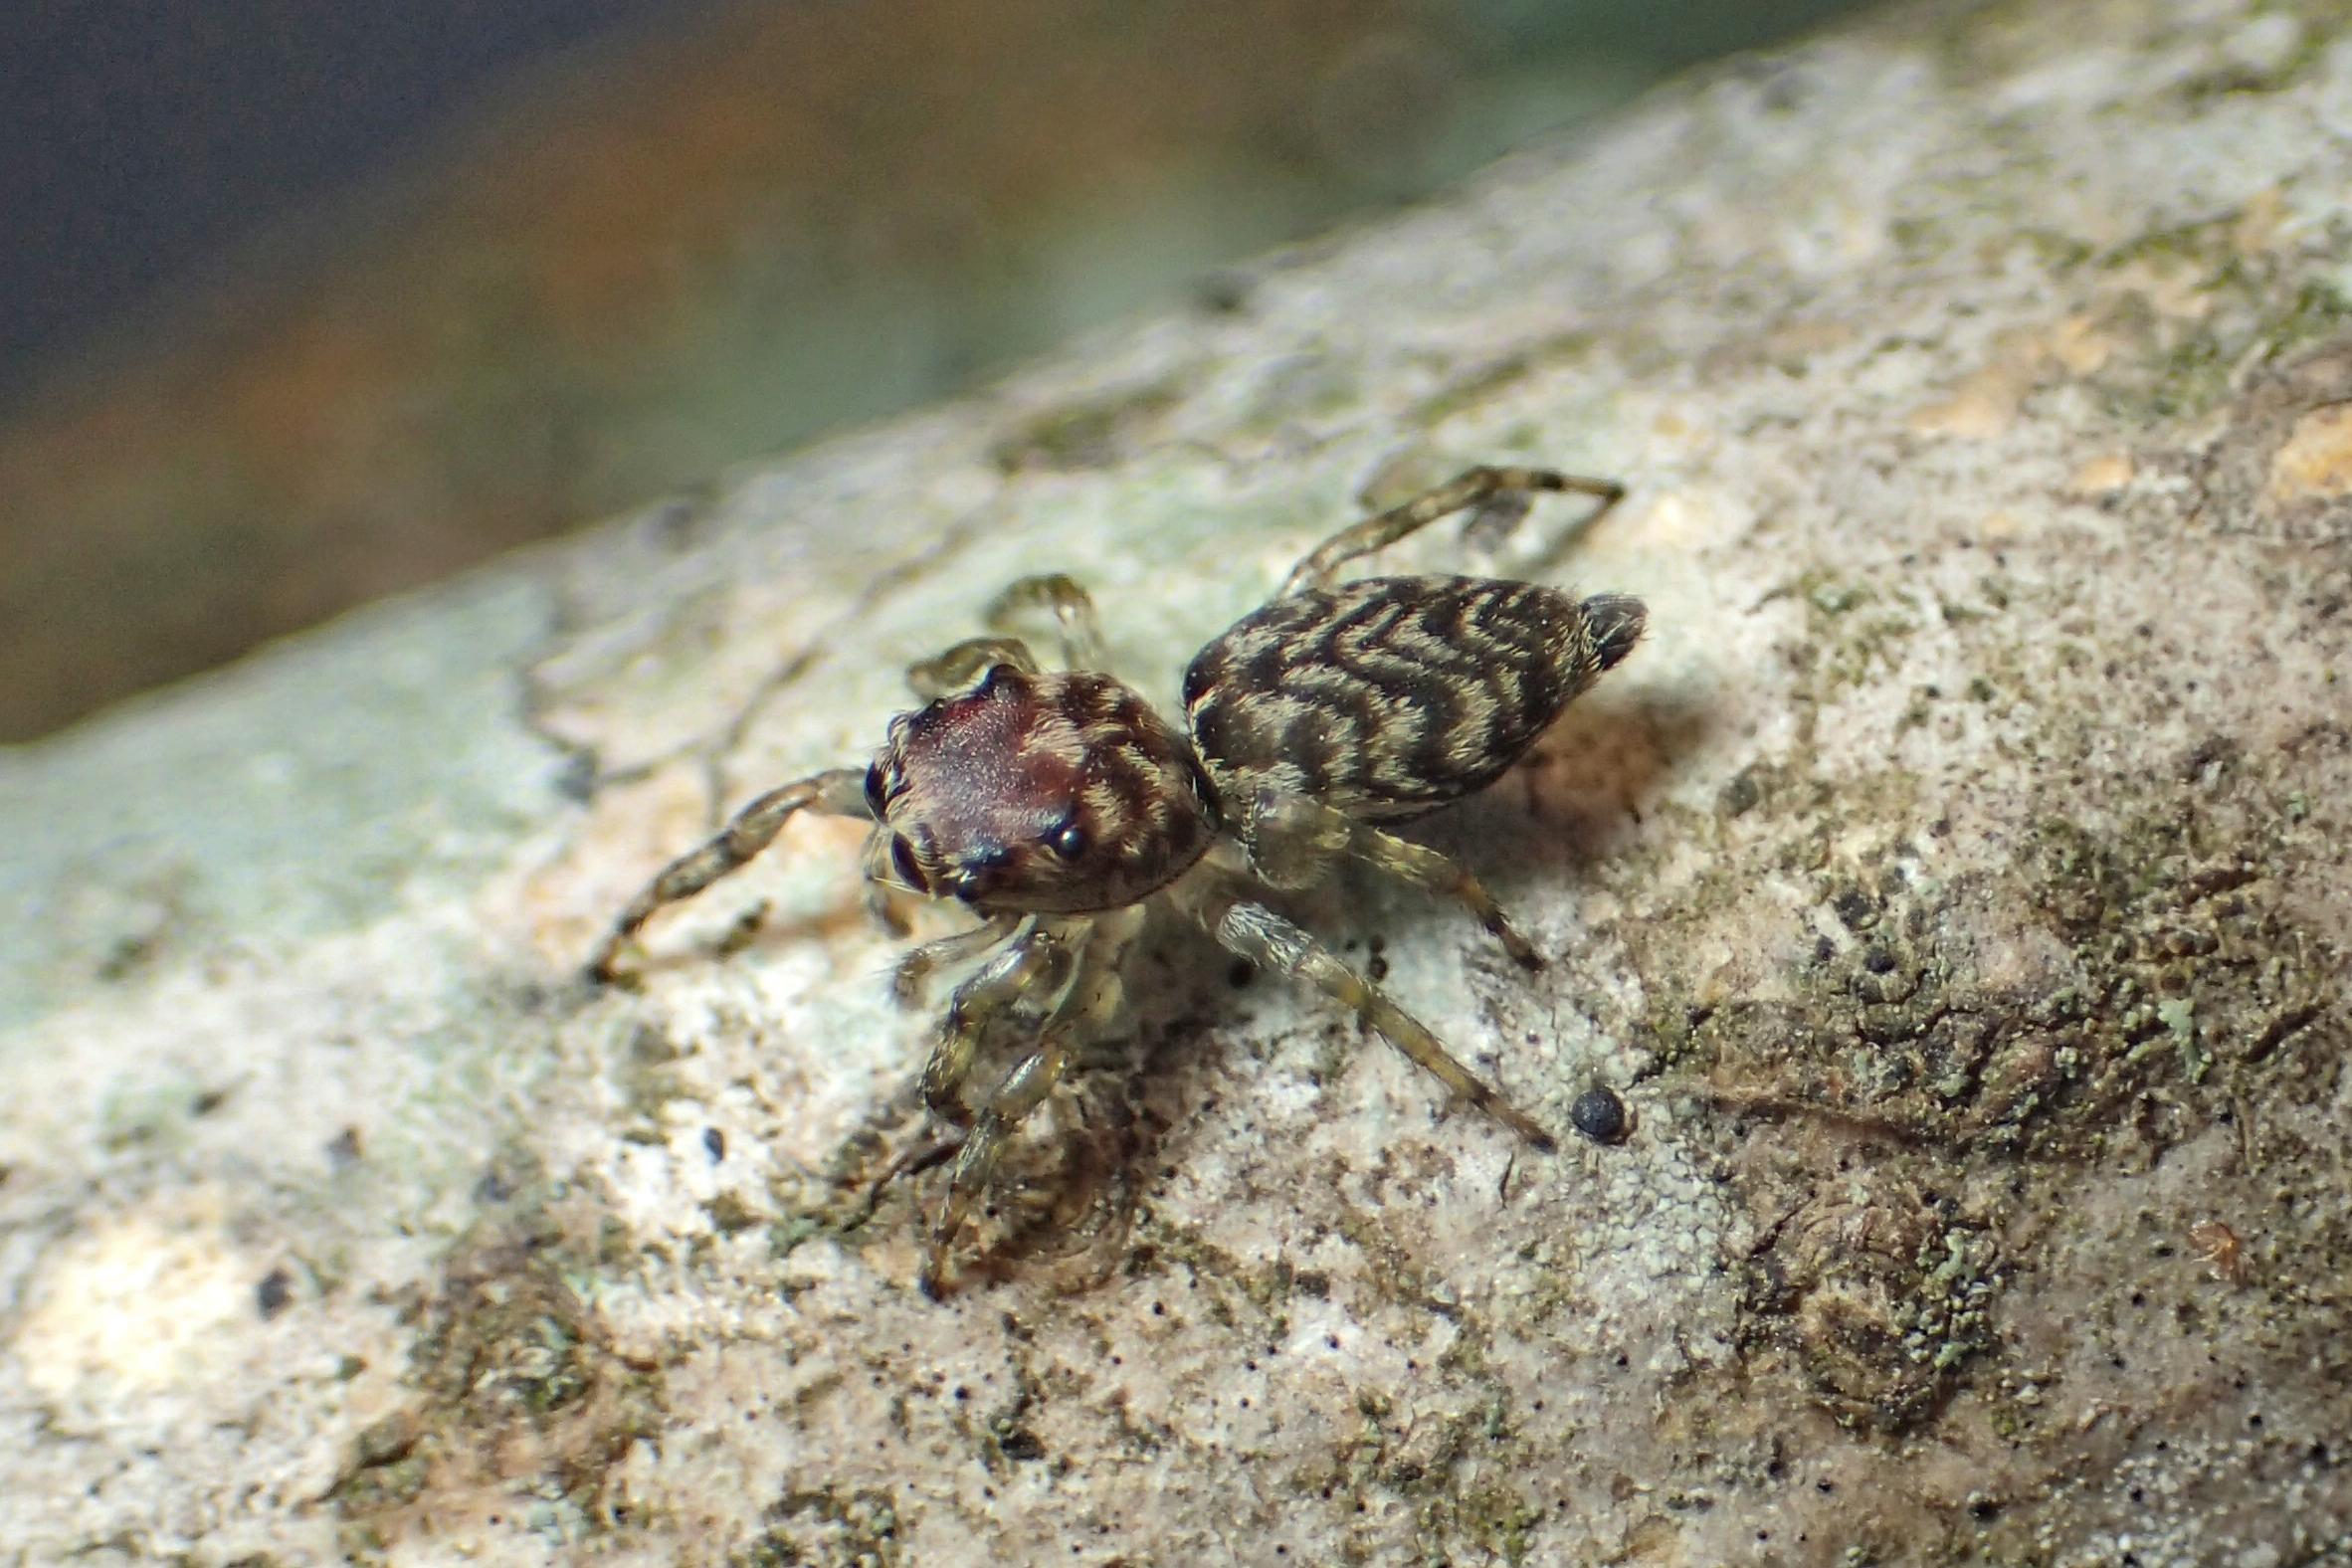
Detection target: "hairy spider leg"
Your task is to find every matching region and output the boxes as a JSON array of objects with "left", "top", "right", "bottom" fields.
[
  {"left": 1242, "top": 792, "right": 1544, "bottom": 971},
  {"left": 920, "top": 907, "right": 1142, "bottom": 1296},
  {"left": 1277, "top": 465, "right": 1624, "bottom": 598},
  {"left": 984, "top": 573, "right": 1109, "bottom": 672},
  {"left": 859, "top": 916, "right": 1079, "bottom": 1245},
  {"left": 919, "top": 917, "right": 1082, "bottom": 1125},
  {"left": 588, "top": 766, "right": 872, "bottom": 981},
  {"left": 889, "top": 911, "right": 1024, "bottom": 1005},
  {"left": 906, "top": 635, "right": 1040, "bottom": 698},
  {"left": 1175, "top": 865, "right": 1556, "bottom": 1150}
]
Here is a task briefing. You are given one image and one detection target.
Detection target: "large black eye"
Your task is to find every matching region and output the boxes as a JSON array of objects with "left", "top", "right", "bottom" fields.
[
  {"left": 889, "top": 835, "right": 926, "bottom": 891},
  {"left": 863, "top": 762, "right": 887, "bottom": 816},
  {"left": 1046, "top": 816, "right": 1088, "bottom": 863}
]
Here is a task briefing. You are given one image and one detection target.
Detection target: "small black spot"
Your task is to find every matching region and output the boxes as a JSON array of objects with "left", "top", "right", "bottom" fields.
[
  {"left": 191, "top": 1087, "right": 228, "bottom": 1117},
  {"left": 1718, "top": 767, "right": 1765, "bottom": 817},
  {"left": 998, "top": 1427, "right": 1046, "bottom": 1463},
  {"left": 702, "top": 1126, "right": 726, "bottom": 1162},
  {"left": 324, "top": 1127, "right": 363, "bottom": 1168},
  {"left": 256, "top": 1267, "right": 294, "bottom": 1320},
  {"left": 1862, "top": 947, "right": 1898, "bottom": 975},
  {"left": 1228, "top": 960, "right": 1257, "bottom": 989},
  {"left": 1570, "top": 1086, "right": 1631, "bottom": 1144},
  {"left": 553, "top": 750, "right": 600, "bottom": 804},
  {"left": 1832, "top": 887, "right": 1877, "bottom": 930}
]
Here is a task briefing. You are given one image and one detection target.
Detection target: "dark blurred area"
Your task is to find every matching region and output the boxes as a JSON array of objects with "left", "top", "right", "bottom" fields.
[{"left": 0, "top": 0, "right": 1869, "bottom": 742}]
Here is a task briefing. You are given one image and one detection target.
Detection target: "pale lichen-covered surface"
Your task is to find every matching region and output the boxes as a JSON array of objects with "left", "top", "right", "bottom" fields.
[{"left": 5, "top": 0, "right": 2352, "bottom": 1563}]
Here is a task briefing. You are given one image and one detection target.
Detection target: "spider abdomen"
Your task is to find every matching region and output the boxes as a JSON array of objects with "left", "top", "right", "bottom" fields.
[{"left": 1182, "top": 575, "right": 1644, "bottom": 821}]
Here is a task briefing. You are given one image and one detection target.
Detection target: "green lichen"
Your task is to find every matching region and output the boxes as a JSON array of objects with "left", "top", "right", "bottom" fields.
[
  {"left": 2172, "top": 0, "right": 2350, "bottom": 101},
  {"left": 2091, "top": 211, "right": 2352, "bottom": 423},
  {"left": 734, "top": 1483, "right": 906, "bottom": 1568},
  {"left": 330, "top": 1163, "right": 668, "bottom": 1553},
  {"left": 991, "top": 378, "right": 1185, "bottom": 473}
]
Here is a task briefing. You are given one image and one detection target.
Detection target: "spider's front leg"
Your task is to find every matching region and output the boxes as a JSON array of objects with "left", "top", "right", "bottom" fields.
[
  {"left": 918, "top": 917, "right": 1078, "bottom": 1125},
  {"left": 918, "top": 909, "right": 1142, "bottom": 1297},
  {"left": 1174, "top": 867, "right": 1556, "bottom": 1150},
  {"left": 889, "top": 912, "right": 1025, "bottom": 1006},
  {"left": 1241, "top": 791, "right": 1544, "bottom": 971},
  {"left": 1278, "top": 464, "right": 1623, "bottom": 598},
  {"left": 589, "top": 766, "right": 871, "bottom": 981}
]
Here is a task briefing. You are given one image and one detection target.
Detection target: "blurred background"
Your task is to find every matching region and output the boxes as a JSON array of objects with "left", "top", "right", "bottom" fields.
[{"left": 0, "top": 0, "right": 1871, "bottom": 742}]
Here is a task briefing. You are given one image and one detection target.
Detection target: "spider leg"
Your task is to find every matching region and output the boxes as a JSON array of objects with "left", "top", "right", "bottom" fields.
[
  {"left": 984, "top": 574, "right": 1109, "bottom": 671},
  {"left": 920, "top": 917, "right": 1078, "bottom": 1125},
  {"left": 1278, "top": 465, "right": 1622, "bottom": 598},
  {"left": 1176, "top": 872, "right": 1555, "bottom": 1150},
  {"left": 850, "top": 1135, "right": 963, "bottom": 1230},
  {"left": 1243, "top": 792, "right": 1542, "bottom": 970},
  {"left": 920, "top": 911, "right": 1138, "bottom": 1297},
  {"left": 589, "top": 766, "right": 870, "bottom": 981},
  {"left": 907, "top": 636, "right": 1040, "bottom": 699},
  {"left": 890, "top": 911, "right": 1025, "bottom": 1006}
]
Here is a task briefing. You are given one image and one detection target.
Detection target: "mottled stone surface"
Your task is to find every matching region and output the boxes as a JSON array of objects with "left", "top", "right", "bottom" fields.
[{"left": 5, "top": 1, "right": 2351, "bottom": 1563}]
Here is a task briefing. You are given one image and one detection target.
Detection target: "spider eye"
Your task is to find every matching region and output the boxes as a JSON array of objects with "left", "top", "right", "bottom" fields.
[
  {"left": 889, "top": 835, "right": 926, "bottom": 891},
  {"left": 1047, "top": 817, "right": 1088, "bottom": 862},
  {"left": 863, "top": 762, "right": 888, "bottom": 816}
]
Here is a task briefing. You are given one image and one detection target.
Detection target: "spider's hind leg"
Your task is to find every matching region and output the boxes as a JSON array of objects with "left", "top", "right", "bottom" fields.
[
  {"left": 1278, "top": 465, "right": 1623, "bottom": 597},
  {"left": 1175, "top": 873, "right": 1555, "bottom": 1150},
  {"left": 1242, "top": 793, "right": 1544, "bottom": 971}
]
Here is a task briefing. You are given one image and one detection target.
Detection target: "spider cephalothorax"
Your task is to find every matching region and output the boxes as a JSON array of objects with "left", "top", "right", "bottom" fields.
[
  {"left": 589, "top": 466, "right": 1644, "bottom": 1295},
  {"left": 867, "top": 663, "right": 1219, "bottom": 913}
]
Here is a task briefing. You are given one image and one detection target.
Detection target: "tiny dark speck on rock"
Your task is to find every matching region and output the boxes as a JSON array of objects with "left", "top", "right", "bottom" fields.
[
  {"left": 324, "top": 1126, "right": 362, "bottom": 1168},
  {"left": 1570, "top": 1086, "right": 1631, "bottom": 1144},
  {"left": 1718, "top": 768, "right": 1764, "bottom": 817},
  {"left": 553, "top": 750, "right": 600, "bottom": 804},
  {"left": 256, "top": 1267, "right": 294, "bottom": 1320},
  {"left": 703, "top": 1126, "right": 726, "bottom": 1162}
]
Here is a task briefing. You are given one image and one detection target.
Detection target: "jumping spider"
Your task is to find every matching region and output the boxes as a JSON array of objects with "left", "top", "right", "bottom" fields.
[{"left": 590, "top": 466, "right": 1646, "bottom": 1295}]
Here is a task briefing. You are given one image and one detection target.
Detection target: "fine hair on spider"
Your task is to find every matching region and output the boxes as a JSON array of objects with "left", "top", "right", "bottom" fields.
[{"left": 589, "top": 465, "right": 1646, "bottom": 1296}]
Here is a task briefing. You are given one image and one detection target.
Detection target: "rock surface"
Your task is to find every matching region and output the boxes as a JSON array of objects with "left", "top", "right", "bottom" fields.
[{"left": 5, "top": 1, "right": 2351, "bottom": 1563}]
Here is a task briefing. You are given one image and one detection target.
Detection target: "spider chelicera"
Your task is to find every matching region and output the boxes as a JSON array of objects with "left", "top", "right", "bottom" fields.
[{"left": 590, "top": 466, "right": 1645, "bottom": 1295}]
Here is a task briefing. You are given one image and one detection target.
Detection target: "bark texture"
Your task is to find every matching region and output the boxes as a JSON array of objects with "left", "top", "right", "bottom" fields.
[{"left": 5, "top": 1, "right": 2352, "bottom": 1563}]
